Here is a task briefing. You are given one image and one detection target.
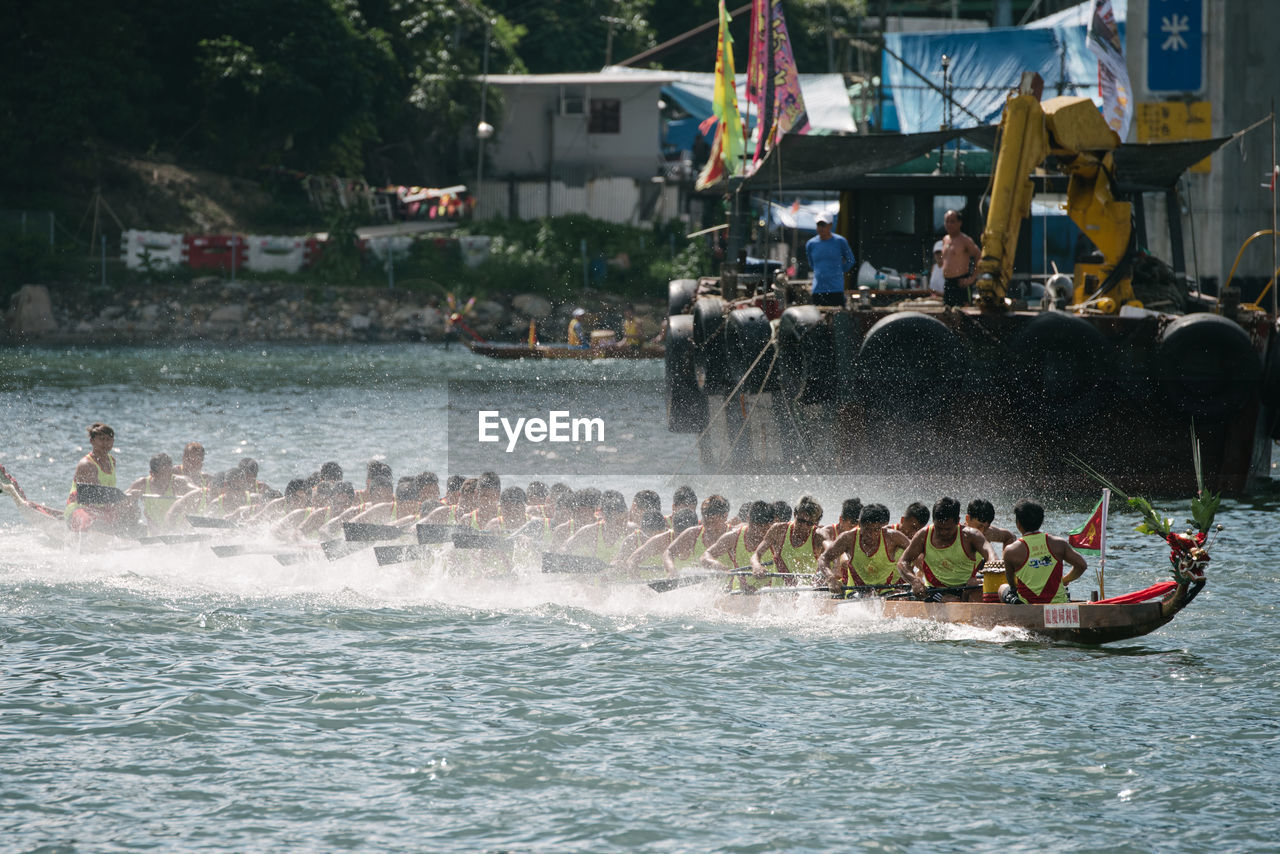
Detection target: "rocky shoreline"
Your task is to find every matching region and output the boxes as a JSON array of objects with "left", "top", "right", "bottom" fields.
[{"left": 2, "top": 280, "right": 666, "bottom": 346}]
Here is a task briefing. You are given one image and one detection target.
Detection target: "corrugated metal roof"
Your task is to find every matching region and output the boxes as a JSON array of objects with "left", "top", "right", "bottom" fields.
[{"left": 479, "top": 70, "right": 680, "bottom": 86}]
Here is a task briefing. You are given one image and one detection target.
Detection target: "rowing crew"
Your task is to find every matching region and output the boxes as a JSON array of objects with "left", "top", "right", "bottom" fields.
[{"left": 13, "top": 423, "right": 1086, "bottom": 603}]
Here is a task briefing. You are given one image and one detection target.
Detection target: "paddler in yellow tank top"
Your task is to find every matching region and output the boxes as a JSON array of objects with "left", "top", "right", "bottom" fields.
[
  {"left": 897, "top": 496, "right": 993, "bottom": 600},
  {"left": 561, "top": 490, "right": 631, "bottom": 563},
  {"left": 126, "top": 452, "right": 197, "bottom": 532},
  {"left": 65, "top": 422, "right": 131, "bottom": 532},
  {"left": 999, "top": 500, "right": 1088, "bottom": 605},
  {"left": 663, "top": 494, "right": 730, "bottom": 576},
  {"left": 752, "top": 496, "right": 824, "bottom": 585},
  {"left": 818, "top": 503, "right": 911, "bottom": 594},
  {"left": 618, "top": 510, "right": 673, "bottom": 576},
  {"left": 702, "top": 500, "right": 775, "bottom": 592}
]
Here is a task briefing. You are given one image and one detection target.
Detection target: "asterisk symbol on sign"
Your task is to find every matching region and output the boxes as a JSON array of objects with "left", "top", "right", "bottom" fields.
[{"left": 1161, "top": 14, "right": 1190, "bottom": 51}]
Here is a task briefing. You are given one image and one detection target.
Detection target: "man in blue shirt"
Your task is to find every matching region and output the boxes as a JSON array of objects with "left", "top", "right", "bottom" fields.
[{"left": 805, "top": 211, "right": 855, "bottom": 307}]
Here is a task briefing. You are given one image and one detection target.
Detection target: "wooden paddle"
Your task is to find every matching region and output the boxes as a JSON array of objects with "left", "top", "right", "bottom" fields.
[
  {"left": 321, "top": 539, "right": 372, "bottom": 561},
  {"left": 343, "top": 521, "right": 407, "bottom": 542},
  {"left": 374, "top": 544, "right": 430, "bottom": 566},
  {"left": 137, "top": 533, "right": 210, "bottom": 545},
  {"left": 541, "top": 552, "right": 611, "bottom": 574},
  {"left": 451, "top": 530, "right": 512, "bottom": 551},
  {"left": 273, "top": 552, "right": 309, "bottom": 566},
  {"left": 211, "top": 543, "right": 294, "bottom": 558},
  {"left": 74, "top": 483, "right": 127, "bottom": 506},
  {"left": 187, "top": 515, "right": 239, "bottom": 529},
  {"left": 648, "top": 564, "right": 779, "bottom": 593}
]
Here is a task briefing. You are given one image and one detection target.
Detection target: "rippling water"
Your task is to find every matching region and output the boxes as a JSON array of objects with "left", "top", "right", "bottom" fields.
[{"left": 2, "top": 344, "right": 1278, "bottom": 852}]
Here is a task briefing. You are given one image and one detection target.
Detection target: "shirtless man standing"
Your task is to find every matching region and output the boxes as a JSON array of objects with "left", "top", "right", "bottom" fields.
[{"left": 940, "top": 210, "right": 981, "bottom": 307}]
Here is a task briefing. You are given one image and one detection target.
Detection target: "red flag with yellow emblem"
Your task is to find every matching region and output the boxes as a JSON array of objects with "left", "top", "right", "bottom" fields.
[{"left": 1067, "top": 493, "right": 1108, "bottom": 555}]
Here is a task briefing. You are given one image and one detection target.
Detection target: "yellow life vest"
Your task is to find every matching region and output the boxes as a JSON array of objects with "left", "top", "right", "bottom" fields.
[
  {"left": 846, "top": 527, "right": 898, "bottom": 588},
  {"left": 775, "top": 522, "right": 818, "bottom": 577},
  {"left": 920, "top": 524, "right": 977, "bottom": 588},
  {"left": 141, "top": 475, "right": 179, "bottom": 527},
  {"left": 1013, "top": 532, "right": 1067, "bottom": 604}
]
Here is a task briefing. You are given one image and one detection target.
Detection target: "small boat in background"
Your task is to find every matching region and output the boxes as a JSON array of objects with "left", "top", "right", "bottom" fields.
[{"left": 464, "top": 340, "right": 664, "bottom": 360}]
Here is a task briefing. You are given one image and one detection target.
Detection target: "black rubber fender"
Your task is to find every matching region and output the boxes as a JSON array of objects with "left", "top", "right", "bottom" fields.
[
  {"left": 1261, "top": 329, "right": 1280, "bottom": 411},
  {"left": 1012, "top": 312, "right": 1108, "bottom": 418},
  {"left": 725, "top": 306, "right": 776, "bottom": 392},
  {"left": 693, "top": 296, "right": 731, "bottom": 394},
  {"left": 1156, "top": 313, "right": 1260, "bottom": 419},
  {"left": 854, "top": 311, "right": 967, "bottom": 417},
  {"left": 777, "top": 306, "right": 836, "bottom": 405},
  {"left": 668, "top": 279, "right": 699, "bottom": 316},
  {"left": 665, "top": 314, "right": 708, "bottom": 432}
]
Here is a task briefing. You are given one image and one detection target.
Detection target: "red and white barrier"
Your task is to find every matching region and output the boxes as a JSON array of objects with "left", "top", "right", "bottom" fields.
[
  {"left": 247, "top": 235, "right": 307, "bottom": 273},
  {"left": 185, "top": 234, "right": 248, "bottom": 272},
  {"left": 121, "top": 230, "right": 186, "bottom": 270}
]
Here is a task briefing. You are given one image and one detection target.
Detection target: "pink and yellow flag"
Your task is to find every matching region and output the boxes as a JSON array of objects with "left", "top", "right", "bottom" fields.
[{"left": 746, "top": 0, "right": 809, "bottom": 167}]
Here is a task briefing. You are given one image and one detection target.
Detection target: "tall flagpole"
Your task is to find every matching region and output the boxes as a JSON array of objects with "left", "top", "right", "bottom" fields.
[{"left": 1098, "top": 488, "right": 1110, "bottom": 599}]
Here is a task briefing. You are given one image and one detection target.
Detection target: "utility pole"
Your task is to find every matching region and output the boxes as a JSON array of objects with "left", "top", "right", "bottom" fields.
[{"left": 602, "top": 15, "right": 627, "bottom": 67}]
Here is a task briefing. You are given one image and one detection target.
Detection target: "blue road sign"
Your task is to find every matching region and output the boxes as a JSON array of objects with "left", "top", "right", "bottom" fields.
[{"left": 1148, "top": 0, "right": 1203, "bottom": 92}]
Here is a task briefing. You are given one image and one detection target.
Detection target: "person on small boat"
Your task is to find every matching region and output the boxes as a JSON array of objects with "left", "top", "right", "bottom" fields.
[
  {"left": 752, "top": 496, "right": 823, "bottom": 584},
  {"left": 302, "top": 481, "right": 359, "bottom": 538},
  {"left": 703, "top": 500, "right": 775, "bottom": 592},
  {"left": 819, "top": 503, "right": 910, "bottom": 595},
  {"left": 964, "top": 498, "right": 1016, "bottom": 552},
  {"left": 319, "top": 461, "right": 343, "bottom": 484},
  {"left": 126, "top": 452, "right": 198, "bottom": 532},
  {"left": 772, "top": 500, "right": 792, "bottom": 524},
  {"left": 805, "top": 211, "right": 855, "bottom": 307},
  {"left": 890, "top": 501, "right": 930, "bottom": 539},
  {"left": 237, "top": 458, "right": 272, "bottom": 499},
  {"left": 486, "top": 486, "right": 529, "bottom": 533},
  {"left": 940, "top": 209, "right": 981, "bottom": 307},
  {"left": 998, "top": 500, "right": 1088, "bottom": 605},
  {"left": 663, "top": 494, "right": 730, "bottom": 575},
  {"left": 897, "top": 497, "right": 993, "bottom": 600},
  {"left": 356, "top": 460, "right": 393, "bottom": 505},
  {"left": 475, "top": 471, "right": 503, "bottom": 527},
  {"left": 65, "top": 422, "right": 131, "bottom": 533},
  {"left": 173, "top": 441, "right": 212, "bottom": 490},
  {"left": 568, "top": 308, "right": 589, "bottom": 348}
]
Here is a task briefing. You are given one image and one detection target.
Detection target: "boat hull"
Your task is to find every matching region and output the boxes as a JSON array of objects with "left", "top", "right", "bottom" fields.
[
  {"left": 712, "top": 579, "right": 1203, "bottom": 645},
  {"left": 468, "top": 341, "right": 664, "bottom": 360}
]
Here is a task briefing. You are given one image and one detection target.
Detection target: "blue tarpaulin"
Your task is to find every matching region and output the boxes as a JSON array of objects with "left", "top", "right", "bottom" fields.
[{"left": 880, "top": 0, "right": 1126, "bottom": 133}]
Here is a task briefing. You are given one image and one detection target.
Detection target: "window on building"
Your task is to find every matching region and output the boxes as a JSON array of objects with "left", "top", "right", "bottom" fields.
[{"left": 589, "top": 99, "right": 621, "bottom": 134}]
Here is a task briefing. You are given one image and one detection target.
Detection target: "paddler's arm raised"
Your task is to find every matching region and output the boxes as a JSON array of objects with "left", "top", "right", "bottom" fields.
[
  {"left": 165, "top": 487, "right": 207, "bottom": 526},
  {"left": 818, "top": 529, "right": 855, "bottom": 592},
  {"left": 560, "top": 521, "right": 600, "bottom": 556},
  {"left": 622, "top": 530, "right": 668, "bottom": 569}
]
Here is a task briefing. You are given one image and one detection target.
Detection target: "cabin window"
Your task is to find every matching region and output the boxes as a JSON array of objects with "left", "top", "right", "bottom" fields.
[
  {"left": 589, "top": 99, "right": 621, "bottom": 134},
  {"left": 862, "top": 194, "right": 915, "bottom": 237},
  {"left": 932, "top": 195, "right": 967, "bottom": 233}
]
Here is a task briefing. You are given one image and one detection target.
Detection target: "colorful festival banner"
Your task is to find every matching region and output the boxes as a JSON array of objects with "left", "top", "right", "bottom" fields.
[
  {"left": 746, "top": 0, "right": 809, "bottom": 168},
  {"left": 695, "top": 0, "right": 747, "bottom": 190},
  {"left": 1087, "top": 0, "right": 1132, "bottom": 140}
]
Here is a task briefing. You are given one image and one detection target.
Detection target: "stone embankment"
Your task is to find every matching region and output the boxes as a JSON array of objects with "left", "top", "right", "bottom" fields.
[{"left": 2, "top": 280, "right": 665, "bottom": 345}]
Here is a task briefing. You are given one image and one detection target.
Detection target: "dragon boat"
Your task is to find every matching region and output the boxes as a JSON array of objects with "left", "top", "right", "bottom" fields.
[{"left": 711, "top": 576, "right": 1204, "bottom": 645}]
